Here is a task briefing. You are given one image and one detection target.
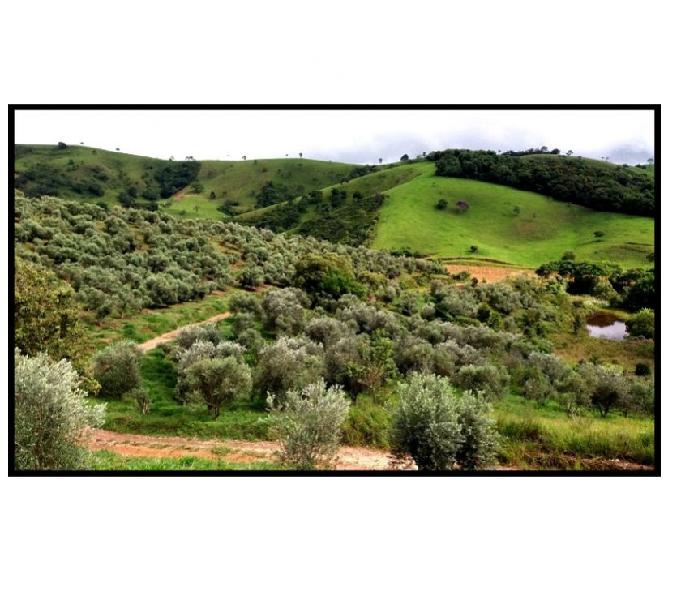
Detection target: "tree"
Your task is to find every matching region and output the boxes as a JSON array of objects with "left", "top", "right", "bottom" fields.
[
  {"left": 453, "top": 391, "right": 499, "bottom": 470},
  {"left": 184, "top": 356, "right": 252, "bottom": 418},
  {"left": 124, "top": 387, "right": 152, "bottom": 415},
  {"left": 268, "top": 380, "right": 350, "bottom": 469},
  {"left": 57, "top": 141, "right": 68, "bottom": 149},
  {"left": 299, "top": 152, "right": 303, "bottom": 158},
  {"left": 594, "top": 230, "right": 606, "bottom": 239},
  {"left": 378, "top": 158, "right": 383, "bottom": 165},
  {"left": 14, "top": 259, "right": 95, "bottom": 391},
  {"left": 391, "top": 373, "right": 462, "bottom": 470},
  {"left": 436, "top": 198, "right": 448, "bottom": 210},
  {"left": 400, "top": 154, "right": 409, "bottom": 162},
  {"left": 93, "top": 341, "right": 142, "bottom": 398},
  {"left": 15, "top": 350, "right": 105, "bottom": 470},
  {"left": 293, "top": 253, "right": 364, "bottom": 302},
  {"left": 470, "top": 245, "right": 479, "bottom": 254}
]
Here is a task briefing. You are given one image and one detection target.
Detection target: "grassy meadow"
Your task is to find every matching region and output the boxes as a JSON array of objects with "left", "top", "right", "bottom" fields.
[{"left": 372, "top": 163, "right": 654, "bottom": 268}]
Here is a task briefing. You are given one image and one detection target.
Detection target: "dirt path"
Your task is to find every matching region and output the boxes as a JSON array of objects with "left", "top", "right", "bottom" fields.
[
  {"left": 445, "top": 263, "right": 535, "bottom": 284},
  {"left": 136, "top": 311, "right": 232, "bottom": 353},
  {"left": 85, "top": 429, "right": 405, "bottom": 470}
]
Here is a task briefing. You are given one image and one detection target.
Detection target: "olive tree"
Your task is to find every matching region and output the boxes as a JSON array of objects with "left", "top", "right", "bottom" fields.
[
  {"left": 15, "top": 350, "right": 105, "bottom": 470},
  {"left": 453, "top": 391, "right": 499, "bottom": 470},
  {"left": 268, "top": 380, "right": 350, "bottom": 470},
  {"left": 93, "top": 341, "right": 142, "bottom": 398},
  {"left": 184, "top": 356, "right": 252, "bottom": 418},
  {"left": 391, "top": 373, "right": 463, "bottom": 470}
]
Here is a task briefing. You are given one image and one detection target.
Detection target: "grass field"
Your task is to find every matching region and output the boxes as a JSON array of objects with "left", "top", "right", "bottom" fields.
[
  {"left": 82, "top": 292, "right": 234, "bottom": 351},
  {"left": 15, "top": 145, "right": 357, "bottom": 215},
  {"left": 91, "top": 451, "right": 280, "bottom": 471},
  {"left": 372, "top": 163, "right": 654, "bottom": 268}
]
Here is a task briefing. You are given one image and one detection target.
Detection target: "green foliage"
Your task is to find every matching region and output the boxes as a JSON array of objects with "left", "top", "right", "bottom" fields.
[
  {"left": 268, "top": 380, "right": 350, "bottom": 469},
  {"left": 436, "top": 198, "right": 448, "bottom": 210},
  {"left": 342, "top": 398, "right": 392, "bottom": 448},
  {"left": 391, "top": 373, "right": 463, "bottom": 470},
  {"left": 93, "top": 341, "right": 142, "bottom": 398},
  {"left": 124, "top": 387, "right": 152, "bottom": 415},
  {"left": 293, "top": 253, "right": 365, "bottom": 301},
  {"left": 453, "top": 391, "right": 499, "bottom": 470},
  {"left": 433, "top": 149, "right": 654, "bottom": 216},
  {"left": 627, "top": 308, "right": 654, "bottom": 339},
  {"left": 14, "top": 258, "right": 96, "bottom": 390},
  {"left": 184, "top": 356, "right": 252, "bottom": 418},
  {"left": 15, "top": 350, "right": 105, "bottom": 470}
]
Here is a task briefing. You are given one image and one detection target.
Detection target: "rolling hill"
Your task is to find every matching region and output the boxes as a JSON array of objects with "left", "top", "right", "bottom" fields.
[
  {"left": 14, "top": 144, "right": 359, "bottom": 217},
  {"left": 371, "top": 163, "right": 653, "bottom": 267},
  {"left": 14, "top": 144, "right": 655, "bottom": 269}
]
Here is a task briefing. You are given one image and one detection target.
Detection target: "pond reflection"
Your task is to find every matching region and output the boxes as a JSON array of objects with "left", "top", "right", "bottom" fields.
[{"left": 586, "top": 312, "right": 627, "bottom": 340}]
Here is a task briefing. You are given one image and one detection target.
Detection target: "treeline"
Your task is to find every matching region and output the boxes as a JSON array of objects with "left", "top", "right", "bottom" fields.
[{"left": 428, "top": 149, "right": 654, "bottom": 216}]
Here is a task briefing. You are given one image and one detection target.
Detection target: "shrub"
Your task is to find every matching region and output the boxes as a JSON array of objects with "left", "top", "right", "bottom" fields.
[
  {"left": 435, "top": 198, "right": 448, "bottom": 210},
  {"left": 124, "top": 387, "right": 152, "bottom": 415},
  {"left": 175, "top": 323, "right": 221, "bottom": 350},
  {"left": 184, "top": 356, "right": 252, "bottom": 418},
  {"left": 635, "top": 363, "right": 651, "bottom": 377},
  {"left": 627, "top": 308, "right": 654, "bottom": 339},
  {"left": 268, "top": 380, "right": 350, "bottom": 469},
  {"left": 453, "top": 391, "right": 499, "bottom": 470},
  {"left": 93, "top": 341, "right": 142, "bottom": 398},
  {"left": 391, "top": 373, "right": 462, "bottom": 470},
  {"left": 15, "top": 350, "right": 105, "bottom": 470},
  {"left": 293, "top": 253, "right": 364, "bottom": 302},
  {"left": 454, "top": 364, "right": 509, "bottom": 402},
  {"left": 255, "top": 336, "right": 324, "bottom": 403},
  {"left": 342, "top": 398, "right": 392, "bottom": 448},
  {"left": 577, "top": 363, "right": 628, "bottom": 417}
]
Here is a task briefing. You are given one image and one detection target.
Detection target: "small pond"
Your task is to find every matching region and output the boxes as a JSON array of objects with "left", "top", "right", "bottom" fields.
[{"left": 586, "top": 312, "right": 627, "bottom": 341}]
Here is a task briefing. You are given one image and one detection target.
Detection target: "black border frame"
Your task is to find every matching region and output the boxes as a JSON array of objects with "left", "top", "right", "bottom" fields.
[{"left": 7, "top": 104, "right": 661, "bottom": 477}]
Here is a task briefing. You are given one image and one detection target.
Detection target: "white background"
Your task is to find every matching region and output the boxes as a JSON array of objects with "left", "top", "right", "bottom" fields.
[{"left": 0, "top": 1, "right": 678, "bottom": 599}]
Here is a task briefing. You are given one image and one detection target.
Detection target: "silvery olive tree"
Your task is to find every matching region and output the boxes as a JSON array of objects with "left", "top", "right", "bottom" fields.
[
  {"left": 15, "top": 350, "right": 105, "bottom": 470},
  {"left": 268, "top": 380, "right": 350, "bottom": 470}
]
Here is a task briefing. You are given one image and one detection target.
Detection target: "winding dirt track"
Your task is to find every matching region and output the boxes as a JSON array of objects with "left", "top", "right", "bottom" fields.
[
  {"left": 136, "top": 311, "right": 232, "bottom": 353},
  {"left": 86, "top": 429, "right": 406, "bottom": 470}
]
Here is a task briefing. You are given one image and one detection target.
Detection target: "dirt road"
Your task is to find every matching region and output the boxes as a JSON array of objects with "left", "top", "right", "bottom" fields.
[
  {"left": 136, "top": 311, "right": 232, "bottom": 353},
  {"left": 86, "top": 429, "right": 405, "bottom": 470}
]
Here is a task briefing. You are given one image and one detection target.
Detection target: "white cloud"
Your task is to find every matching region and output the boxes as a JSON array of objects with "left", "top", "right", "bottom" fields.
[{"left": 15, "top": 109, "right": 654, "bottom": 165}]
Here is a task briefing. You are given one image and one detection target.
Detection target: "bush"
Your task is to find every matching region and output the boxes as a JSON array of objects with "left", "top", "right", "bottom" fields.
[
  {"left": 93, "top": 341, "right": 142, "bottom": 398},
  {"left": 269, "top": 380, "right": 350, "bottom": 469},
  {"left": 635, "top": 363, "right": 651, "bottom": 377},
  {"left": 15, "top": 350, "right": 105, "bottom": 470},
  {"left": 342, "top": 398, "right": 392, "bottom": 448},
  {"left": 627, "top": 308, "right": 654, "bottom": 339},
  {"left": 255, "top": 336, "right": 324, "bottom": 403},
  {"left": 184, "top": 356, "right": 252, "bottom": 418},
  {"left": 391, "top": 373, "right": 462, "bottom": 470},
  {"left": 175, "top": 323, "right": 221, "bottom": 350},
  {"left": 454, "top": 364, "right": 509, "bottom": 402},
  {"left": 124, "top": 387, "right": 152, "bottom": 415},
  {"left": 453, "top": 391, "right": 499, "bottom": 470}
]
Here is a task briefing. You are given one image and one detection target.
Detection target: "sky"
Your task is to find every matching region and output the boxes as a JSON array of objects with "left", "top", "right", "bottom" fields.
[{"left": 15, "top": 109, "right": 655, "bottom": 165}]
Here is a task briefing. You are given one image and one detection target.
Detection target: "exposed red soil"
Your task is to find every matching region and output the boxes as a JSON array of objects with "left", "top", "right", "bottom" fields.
[
  {"left": 85, "top": 429, "right": 407, "bottom": 470},
  {"left": 445, "top": 263, "right": 536, "bottom": 284}
]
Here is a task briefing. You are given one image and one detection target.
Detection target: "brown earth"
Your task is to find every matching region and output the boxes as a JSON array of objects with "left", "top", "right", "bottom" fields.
[
  {"left": 136, "top": 311, "right": 232, "bottom": 353},
  {"left": 445, "top": 263, "right": 536, "bottom": 284},
  {"left": 85, "top": 429, "right": 407, "bottom": 471}
]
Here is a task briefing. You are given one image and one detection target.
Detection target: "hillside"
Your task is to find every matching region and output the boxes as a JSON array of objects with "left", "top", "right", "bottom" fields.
[
  {"left": 14, "top": 144, "right": 358, "bottom": 217},
  {"left": 372, "top": 163, "right": 654, "bottom": 268}
]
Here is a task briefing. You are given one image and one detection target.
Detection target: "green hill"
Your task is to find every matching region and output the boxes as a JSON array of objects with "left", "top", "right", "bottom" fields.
[
  {"left": 14, "top": 144, "right": 358, "bottom": 218},
  {"left": 372, "top": 163, "right": 654, "bottom": 268}
]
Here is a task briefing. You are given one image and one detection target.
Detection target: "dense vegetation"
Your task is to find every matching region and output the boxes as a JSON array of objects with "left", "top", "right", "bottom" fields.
[
  {"left": 430, "top": 149, "right": 654, "bottom": 216},
  {"left": 13, "top": 143, "right": 656, "bottom": 471}
]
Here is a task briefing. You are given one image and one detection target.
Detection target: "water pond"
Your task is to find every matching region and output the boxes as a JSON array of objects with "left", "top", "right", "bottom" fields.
[{"left": 586, "top": 312, "right": 627, "bottom": 341}]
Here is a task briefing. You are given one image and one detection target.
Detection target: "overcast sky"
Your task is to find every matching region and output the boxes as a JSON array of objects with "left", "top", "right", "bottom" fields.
[{"left": 15, "top": 109, "right": 655, "bottom": 165}]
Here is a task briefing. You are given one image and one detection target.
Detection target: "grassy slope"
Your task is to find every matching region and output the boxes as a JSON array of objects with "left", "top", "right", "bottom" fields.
[
  {"left": 15, "top": 144, "right": 358, "bottom": 216},
  {"left": 372, "top": 163, "right": 654, "bottom": 268}
]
